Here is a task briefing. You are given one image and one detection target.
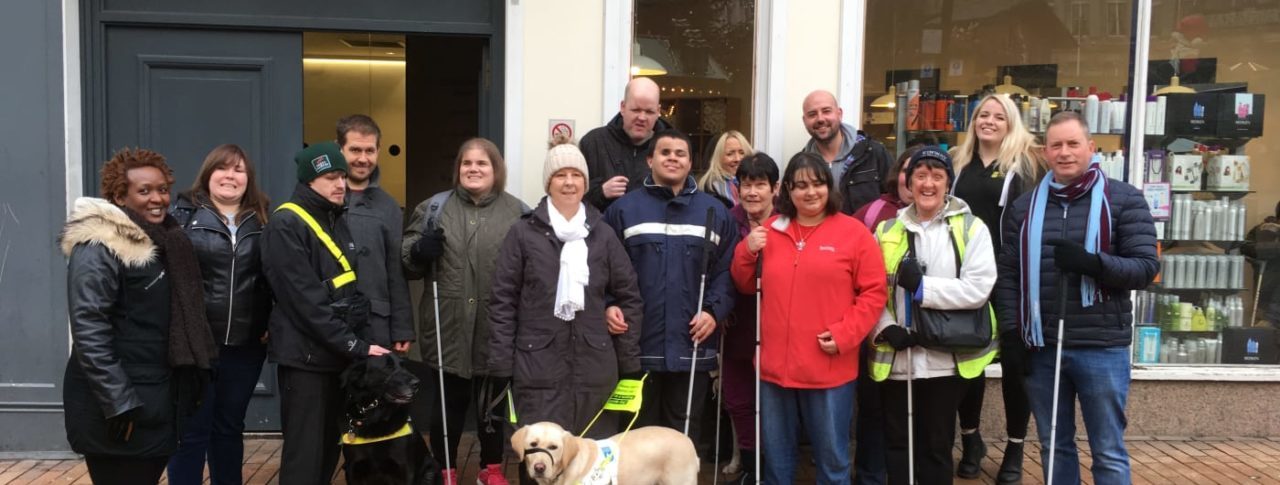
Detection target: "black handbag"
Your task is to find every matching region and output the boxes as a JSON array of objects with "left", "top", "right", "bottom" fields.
[{"left": 904, "top": 226, "right": 993, "bottom": 353}]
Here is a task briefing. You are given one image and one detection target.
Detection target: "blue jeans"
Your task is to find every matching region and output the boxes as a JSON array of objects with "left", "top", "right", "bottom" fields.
[
  {"left": 1025, "top": 346, "right": 1131, "bottom": 485},
  {"left": 168, "top": 344, "right": 267, "bottom": 485},
  {"left": 760, "top": 379, "right": 855, "bottom": 485}
]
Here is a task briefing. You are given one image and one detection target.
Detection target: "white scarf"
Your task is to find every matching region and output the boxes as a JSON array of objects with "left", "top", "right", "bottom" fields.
[{"left": 549, "top": 203, "right": 590, "bottom": 321}]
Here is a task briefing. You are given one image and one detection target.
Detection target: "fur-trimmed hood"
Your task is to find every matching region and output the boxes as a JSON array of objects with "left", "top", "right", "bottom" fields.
[{"left": 60, "top": 197, "right": 156, "bottom": 268}]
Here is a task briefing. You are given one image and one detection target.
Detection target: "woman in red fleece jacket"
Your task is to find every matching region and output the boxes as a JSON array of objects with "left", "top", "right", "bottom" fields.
[{"left": 731, "top": 152, "right": 888, "bottom": 483}]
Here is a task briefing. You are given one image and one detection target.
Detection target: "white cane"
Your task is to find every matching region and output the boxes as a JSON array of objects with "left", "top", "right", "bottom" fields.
[
  {"left": 1046, "top": 274, "right": 1069, "bottom": 485},
  {"left": 432, "top": 280, "right": 453, "bottom": 474},
  {"left": 906, "top": 345, "right": 915, "bottom": 485},
  {"left": 712, "top": 331, "right": 725, "bottom": 485},
  {"left": 684, "top": 207, "right": 718, "bottom": 436},
  {"left": 754, "top": 253, "right": 763, "bottom": 484}
]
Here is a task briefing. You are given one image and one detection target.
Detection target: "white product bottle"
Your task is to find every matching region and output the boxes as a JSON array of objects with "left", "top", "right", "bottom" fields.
[
  {"left": 1114, "top": 150, "right": 1126, "bottom": 181},
  {"left": 1111, "top": 101, "right": 1127, "bottom": 134},
  {"left": 1099, "top": 100, "right": 1112, "bottom": 133},
  {"left": 1236, "top": 202, "right": 1247, "bottom": 241},
  {"left": 1085, "top": 94, "right": 1100, "bottom": 134},
  {"left": 1040, "top": 98, "right": 1052, "bottom": 132}
]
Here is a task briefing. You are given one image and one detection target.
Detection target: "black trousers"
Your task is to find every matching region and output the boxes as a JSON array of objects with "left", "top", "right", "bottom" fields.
[
  {"left": 428, "top": 371, "right": 507, "bottom": 468},
  {"left": 881, "top": 375, "right": 968, "bottom": 485},
  {"left": 957, "top": 373, "right": 985, "bottom": 430},
  {"left": 635, "top": 371, "right": 712, "bottom": 444},
  {"left": 999, "top": 357, "right": 1032, "bottom": 439},
  {"left": 278, "top": 366, "right": 344, "bottom": 485},
  {"left": 85, "top": 455, "right": 168, "bottom": 485}
]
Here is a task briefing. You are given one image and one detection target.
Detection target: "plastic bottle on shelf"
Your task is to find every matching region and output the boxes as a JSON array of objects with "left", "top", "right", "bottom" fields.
[
  {"left": 1236, "top": 201, "right": 1247, "bottom": 241},
  {"left": 1085, "top": 93, "right": 1100, "bottom": 134},
  {"left": 1115, "top": 150, "right": 1126, "bottom": 180}
]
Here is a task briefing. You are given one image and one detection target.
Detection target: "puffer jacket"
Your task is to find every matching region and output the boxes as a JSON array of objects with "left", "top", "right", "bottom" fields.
[
  {"left": 403, "top": 188, "right": 526, "bottom": 378},
  {"left": 170, "top": 193, "right": 272, "bottom": 346},
  {"left": 347, "top": 180, "right": 414, "bottom": 347},
  {"left": 995, "top": 177, "right": 1159, "bottom": 348},
  {"left": 580, "top": 113, "right": 673, "bottom": 210},
  {"left": 602, "top": 176, "right": 738, "bottom": 373},
  {"left": 262, "top": 184, "right": 370, "bottom": 371},
  {"left": 60, "top": 198, "right": 177, "bottom": 457},
  {"left": 802, "top": 123, "right": 893, "bottom": 214},
  {"left": 487, "top": 198, "right": 643, "bottom": 436}
]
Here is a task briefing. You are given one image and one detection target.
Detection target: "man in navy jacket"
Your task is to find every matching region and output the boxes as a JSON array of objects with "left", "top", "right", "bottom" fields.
[
  {"left": 603, "top": 129, "right": 738, "bottom": 444},
  {"left": 996, "top": 112, "right": 1158, "bottom": 485}
]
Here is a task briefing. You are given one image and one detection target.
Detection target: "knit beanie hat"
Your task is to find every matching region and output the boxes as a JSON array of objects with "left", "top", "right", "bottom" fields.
[
  {"left": 905, "top": 145, "right": 954, "bottom": 187},
  {"left": 294, "top": 141, "right": 349, "bottom": 184},
  {"left": 542, "top": 133, "right": 590, "bottom": 192}
]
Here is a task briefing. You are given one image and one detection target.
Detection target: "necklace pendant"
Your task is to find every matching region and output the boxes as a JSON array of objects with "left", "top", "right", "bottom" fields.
[{"left": 797, "top": 240, "right": 806, "bottom": 251}]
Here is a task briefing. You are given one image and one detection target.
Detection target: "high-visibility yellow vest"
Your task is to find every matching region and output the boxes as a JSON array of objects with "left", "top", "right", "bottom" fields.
[
  {"left": 275, "top": 202, "right": 357, "bottom": 290},
  {"left": 868, "top": 212, "right": 997, "bottom": 381}
]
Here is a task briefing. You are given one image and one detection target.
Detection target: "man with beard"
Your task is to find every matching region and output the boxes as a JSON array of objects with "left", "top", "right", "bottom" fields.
[
  {"left": 581, "top": 77, "right": 673, "bottom": 210},
  {"left": 338, "top": 115, "right": 414, "bottom": 356},
  {"left": 801, "top": 90, "right": 893, "bottom": 214}
]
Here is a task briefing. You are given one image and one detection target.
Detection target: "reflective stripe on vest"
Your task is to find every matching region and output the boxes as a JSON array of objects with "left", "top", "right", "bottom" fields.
[
  {"left": 868, "top": 212, "right": 997, "bottom": 381},
  {"left": 275, "top": 202, "right": 357, "bottom": 290}
]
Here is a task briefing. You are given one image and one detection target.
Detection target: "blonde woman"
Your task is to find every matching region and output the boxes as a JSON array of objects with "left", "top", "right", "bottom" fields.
[
  {"left": 947, "top": 93, "right": 1044, "bottom": 484},
  {"left": 698, "top": 130, "right": 754, "bottom": 207}
]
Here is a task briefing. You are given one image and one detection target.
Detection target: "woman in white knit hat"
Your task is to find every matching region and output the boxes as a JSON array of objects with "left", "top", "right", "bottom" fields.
[{"left": 486, "top": 134, "right": 645, "bottom": 452}]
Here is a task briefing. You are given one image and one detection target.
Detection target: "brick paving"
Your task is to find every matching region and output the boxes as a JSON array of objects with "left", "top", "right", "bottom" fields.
[{"left": 4, "top": 433, "right": 1280, "bottom": 484}]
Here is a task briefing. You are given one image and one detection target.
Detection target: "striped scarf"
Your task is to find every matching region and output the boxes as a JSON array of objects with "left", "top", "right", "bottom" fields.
[{"left": 1018, "top": 161, "right": 1111, "bottom": 348}]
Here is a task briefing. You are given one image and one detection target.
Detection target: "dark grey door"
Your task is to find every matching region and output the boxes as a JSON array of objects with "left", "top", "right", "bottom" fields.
[{"left": 101, "top": 26, "right": 302, "bottom": 430}]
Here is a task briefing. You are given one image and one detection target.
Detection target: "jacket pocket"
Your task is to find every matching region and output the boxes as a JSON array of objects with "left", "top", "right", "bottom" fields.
[
  {"left": 122, "top": 364, "right": 171, "bottom": 427},
  {"left": 370, "top": 298, "right": 391, "bottom": 317},
  {"left": 514, "top": 332, "right": 563, "bottom": 389},
  {"left": 579, "top": 334, "right": 617, "bottom": 387}
]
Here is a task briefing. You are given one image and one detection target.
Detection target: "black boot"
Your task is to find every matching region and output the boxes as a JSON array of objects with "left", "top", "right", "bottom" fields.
[
  {"left": 996, "top": 440, "right": 1024, "bottom": 485},
  {"left": 956, "top": 431, "right": 986, "bottom": 479},
  {"left": 732, "top": 450, "right": 756, "bottom": 484}
]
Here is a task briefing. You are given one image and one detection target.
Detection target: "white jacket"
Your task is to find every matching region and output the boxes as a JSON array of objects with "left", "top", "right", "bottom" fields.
[{"left": 873, "top": 196, "right": 997, "bottom": 380}]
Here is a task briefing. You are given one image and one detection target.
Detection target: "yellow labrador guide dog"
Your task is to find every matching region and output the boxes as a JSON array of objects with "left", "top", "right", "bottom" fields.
[{"left": 511, "top": 422, "right": 699, "bottom": 484}]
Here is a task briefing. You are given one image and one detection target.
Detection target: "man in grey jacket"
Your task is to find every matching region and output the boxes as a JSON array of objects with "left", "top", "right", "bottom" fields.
[
  {"left": 801, "top": 90, "right": 893, "bottom": 214},
  {"left": 338, "top": 114, "right": 415, "bottom": 352}
]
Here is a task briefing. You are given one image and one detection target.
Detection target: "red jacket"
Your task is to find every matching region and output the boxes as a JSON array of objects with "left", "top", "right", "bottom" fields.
[{"left": 731, "top": 213, "right": 887, "bottom": 389}]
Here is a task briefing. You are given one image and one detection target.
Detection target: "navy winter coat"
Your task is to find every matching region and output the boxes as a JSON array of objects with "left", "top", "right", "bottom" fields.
[
  {"left": 603, "top": 176, "right": 738, "bottom": 372},
  {"left": 995, "top": 178, "right": 1158, "bottom": 348}
]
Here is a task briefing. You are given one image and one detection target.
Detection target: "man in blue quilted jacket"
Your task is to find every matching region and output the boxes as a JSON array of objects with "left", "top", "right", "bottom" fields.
[{"left": 995, "top": 111, "right": 1158, "bottom": 485}]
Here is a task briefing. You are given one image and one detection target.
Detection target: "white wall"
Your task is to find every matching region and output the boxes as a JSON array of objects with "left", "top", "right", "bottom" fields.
[
  {"left": 511, "top": 0, "right": 605, "bottom": 205},
  {"left": 781, "top": 0, "right": 842, "bottom": 159}
]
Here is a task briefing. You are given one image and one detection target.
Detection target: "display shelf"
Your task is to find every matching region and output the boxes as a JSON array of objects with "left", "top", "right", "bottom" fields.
[
  {"left": 1148, "top": 286, "right": 1245, "bottom": 293},
  {"left": 1170, "top": 189, "right": 1254, "bottom": 198}
]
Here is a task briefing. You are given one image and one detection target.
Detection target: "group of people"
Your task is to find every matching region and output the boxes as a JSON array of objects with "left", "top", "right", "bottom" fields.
[{"left": 60, "top": 76, "right": 1159, "bottom": 485}]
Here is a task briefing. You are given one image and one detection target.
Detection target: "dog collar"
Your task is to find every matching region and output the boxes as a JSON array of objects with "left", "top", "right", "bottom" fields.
[{"left": 341, "top": 422, "right": 413, "bottom": 446}]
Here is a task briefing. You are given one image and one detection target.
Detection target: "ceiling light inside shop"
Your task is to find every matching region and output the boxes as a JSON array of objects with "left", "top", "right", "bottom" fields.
[
  {"left": 871, "top": 85, "right": 897, "bottom": 108},
  {"left": 631, "top": 41, "right": 668, "bottom": 76}
]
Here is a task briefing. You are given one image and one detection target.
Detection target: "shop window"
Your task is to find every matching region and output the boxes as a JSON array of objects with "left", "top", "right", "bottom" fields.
[
  {"left": 1134, "top": 1, "right": 1280, "bottom": 367},
  {"left": 861, "top": 0, "right": 1132, "bottom": 158},
  {"left": 633, "top": 0, "right": 756, "bottom": 173}
]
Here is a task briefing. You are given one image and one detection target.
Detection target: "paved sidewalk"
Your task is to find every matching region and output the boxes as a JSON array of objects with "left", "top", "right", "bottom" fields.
[{"left": 3, "top": 434, "right": 1279, "bottom": 484}]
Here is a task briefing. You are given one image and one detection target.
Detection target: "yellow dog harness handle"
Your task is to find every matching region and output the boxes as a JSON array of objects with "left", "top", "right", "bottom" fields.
[{"left": 275, "top": 202, "right": 356, "bottom": 290}]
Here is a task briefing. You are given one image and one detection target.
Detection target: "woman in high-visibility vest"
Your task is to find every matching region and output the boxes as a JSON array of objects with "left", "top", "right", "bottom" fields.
[{"left": 869, "top": 147, "right": 997, "bottom": 485}]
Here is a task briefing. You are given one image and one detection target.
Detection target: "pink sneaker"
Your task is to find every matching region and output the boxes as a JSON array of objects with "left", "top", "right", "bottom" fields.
[
  {"left": 441, "top": 468, "right": 458, "bottom": 485},
  {"left": 476, "top": 463, "right": 510, "bottom": 485}
]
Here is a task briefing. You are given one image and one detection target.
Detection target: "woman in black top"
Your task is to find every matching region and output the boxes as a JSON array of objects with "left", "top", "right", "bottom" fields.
[
  {"left": 948, "top": 93, "right": 1045, "bottom": 484},
  {"left": 167, "top": 144, "right": 273, "bottom": 485}
]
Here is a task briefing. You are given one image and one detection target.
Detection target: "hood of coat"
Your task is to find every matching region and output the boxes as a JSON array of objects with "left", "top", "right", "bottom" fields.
[
  {"left": 531, "top": 196, "right": 604, "bottom": 231},
  {"left": 603, "top": 112, "right": 674, "bottom": 147},
  {"left": 898, "top": 195, "right": 972, "bottom": 232},
  {"left": 59, "top": 197, "right": 157, "bottom": 268}
]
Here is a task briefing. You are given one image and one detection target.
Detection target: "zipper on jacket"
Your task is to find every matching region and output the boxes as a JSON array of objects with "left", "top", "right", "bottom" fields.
[{"left": 225, "top": 240, "right": 236, "bottom": 345}]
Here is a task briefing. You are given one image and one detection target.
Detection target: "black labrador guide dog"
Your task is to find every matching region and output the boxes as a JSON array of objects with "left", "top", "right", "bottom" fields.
[{"left": 340, "top": 354, "right": 440, "bottom": 485}]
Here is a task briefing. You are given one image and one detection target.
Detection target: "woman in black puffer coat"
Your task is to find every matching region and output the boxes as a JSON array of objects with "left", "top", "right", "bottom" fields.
[{"left": 61, "top": 148, "right": 216, "bottom": 485}]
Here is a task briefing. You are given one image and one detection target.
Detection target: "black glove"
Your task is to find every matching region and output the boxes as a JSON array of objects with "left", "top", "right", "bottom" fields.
[
  {"left": 411, "top": 228, "right": 446, "bottom": 265},
  {"left": 999, "top": 331, "right": 1030, "bottom": 376},
  {"left": 619, "top": 371, "right": 647, "bottom": 381},
  {"left": 879, "top": 325, "right": 916, "bottom": 351},
  {"left": 896, "top": 257, "right": 924, "bottom": 294},
  {"left": 106, "top": 407, "right": 140, "bottom": 443},
  {"left": 1047, "top": 238, "right": 1103, "bottom": 278}
]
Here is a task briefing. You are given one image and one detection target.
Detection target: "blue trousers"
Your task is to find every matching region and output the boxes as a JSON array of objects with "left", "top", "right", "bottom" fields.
[
  {"left": 1025, "top": 346, "right": 1131, "bottom": 485},
  {"left": 167, "top": 344, "right": 266, "bottom": 485},
  {"left": 760, "top": 379, "right": 856, "bottom": 485}
]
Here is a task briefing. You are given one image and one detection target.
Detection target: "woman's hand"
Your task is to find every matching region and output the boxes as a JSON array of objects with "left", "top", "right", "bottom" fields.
[
  {"left": 746, "top": 225, "right": 768, "bottom": 254},
  {"left": 606, "top": 305, "right": 628, "bottom": 335},
  {"left": 367, "top": 344, "right": 392, "bottom": 356},
  {"left": 817, "top": 331, "right": 839, "bottom": 355}
]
